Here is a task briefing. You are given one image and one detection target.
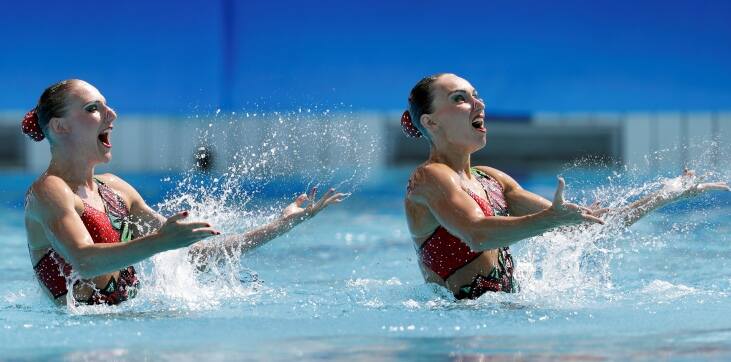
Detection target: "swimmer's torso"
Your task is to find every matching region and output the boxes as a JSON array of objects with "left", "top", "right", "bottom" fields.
[
  {"left": 25, "top": 174, "right": 136, "bottom": 304},
  {"left": 405, "top": 164, "right": 515, "bottom": 297}
]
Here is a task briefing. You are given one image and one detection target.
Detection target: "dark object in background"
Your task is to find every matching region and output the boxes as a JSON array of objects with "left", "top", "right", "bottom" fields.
[{"left": 194, "top": 145, "right": 215, "bottom": 172}]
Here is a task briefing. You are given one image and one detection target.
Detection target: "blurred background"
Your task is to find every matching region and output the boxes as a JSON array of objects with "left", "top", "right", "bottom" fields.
[{"left": 0, "top": 0, "right": 729, "bottom": 184}]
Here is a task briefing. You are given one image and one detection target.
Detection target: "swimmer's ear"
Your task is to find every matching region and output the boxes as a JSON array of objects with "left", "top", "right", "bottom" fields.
[
  {"left": 48, "top": 117, "right": 71, "bottom": 136},
  {"left": 421, "top": 114, "right": 438, "bottom": 133}
]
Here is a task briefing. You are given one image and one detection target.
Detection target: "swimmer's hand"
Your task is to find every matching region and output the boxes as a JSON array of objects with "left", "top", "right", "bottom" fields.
[
  {"left": 679, "top": 168, "right": 730, "bottom": 197},
  {"left": 282, "top": 187, "right": 348, "bottom": 221},
  {"left": 574, "top": 200, "right": 612, "bottom": 219},
  {"left": 546, "top": 177, "right": 604, "bottom": 225},
  {"left": 154, "top": 211, "right": 220, "bottom": 249},
  {"left": 188, "top": 189, "right": 346, "bottom": 260}
]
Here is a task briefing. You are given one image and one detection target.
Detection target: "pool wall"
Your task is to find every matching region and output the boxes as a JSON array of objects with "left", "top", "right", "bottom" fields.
[{"left": 0, "top": 111, "right": 729, "bottom": 172}]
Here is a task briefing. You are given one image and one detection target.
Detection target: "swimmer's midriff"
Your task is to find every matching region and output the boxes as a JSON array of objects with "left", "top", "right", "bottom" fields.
[
  {"left": 417, "top": 168, "right": 517, "bottom": 299},
  {"left": 33, "top": 178, "right": 138, "bottom": 305}
]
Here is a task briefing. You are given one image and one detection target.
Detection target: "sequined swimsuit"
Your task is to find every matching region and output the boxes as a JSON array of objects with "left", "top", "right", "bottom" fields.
[
  {"left": 415, "top": 168, "right": 518, "bottom": 299},
  {"left": 32, "top": 178, "right": 139, "bottom": 305}
]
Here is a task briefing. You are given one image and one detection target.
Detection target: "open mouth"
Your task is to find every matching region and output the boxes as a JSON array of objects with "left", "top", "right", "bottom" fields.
[
  {"left": 98, "top": 129, "right": 112, "bottom": 148},
  {"left": 471, "top": 116, "right": 486, "bottom": 132}
]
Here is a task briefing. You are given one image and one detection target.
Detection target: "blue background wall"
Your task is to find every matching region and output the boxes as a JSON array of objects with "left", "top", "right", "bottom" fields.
[{"left": 1, "top": 0, "right": 730, "bottom": 115}]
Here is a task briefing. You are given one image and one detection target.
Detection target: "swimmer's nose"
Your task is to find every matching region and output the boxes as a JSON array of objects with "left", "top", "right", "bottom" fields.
[
  {"left": 472, "top": 96, "right": 485, "bottom": 112},
  {"left": 104, "top": 104, "right": 117, "bottom": 124}
]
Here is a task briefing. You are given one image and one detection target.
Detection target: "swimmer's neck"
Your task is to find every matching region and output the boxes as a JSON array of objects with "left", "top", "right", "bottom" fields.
[
  {"left": 428, "top": 145, "right": 473, "bottom": 178},
  {"left": 46, "top": 153, "right": 97, "bottom": 191}
]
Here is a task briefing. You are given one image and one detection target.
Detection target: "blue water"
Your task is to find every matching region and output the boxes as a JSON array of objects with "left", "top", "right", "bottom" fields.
[{"left": 1, "top": 167, "right": 730, "bottom": 361}]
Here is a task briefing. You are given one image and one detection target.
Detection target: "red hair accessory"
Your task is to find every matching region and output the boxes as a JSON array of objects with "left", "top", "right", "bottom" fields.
[
  {"left": 401, "top": 110, "right": 422, "bottom": 138},
  {"left": 22, "top": 109, "right": 45, "bottom": 142}
]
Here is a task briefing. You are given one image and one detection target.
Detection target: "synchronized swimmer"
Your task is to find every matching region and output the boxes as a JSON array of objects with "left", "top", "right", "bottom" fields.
[
  {"left": 401, "top": 73, "right": 730, "bottom": 300},
  {"left": 23, "top": 79, "right": 345, "bottom": 305},
  {"left": 21, "top": 76, "right": 729, "bottom": 306}
]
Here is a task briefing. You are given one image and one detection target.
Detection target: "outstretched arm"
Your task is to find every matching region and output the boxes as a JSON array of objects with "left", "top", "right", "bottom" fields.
[
  {"left": 189, "top": 187, "right": 346, "bottom": 262},
  {"left": 593, "top": 169, "right": 730, "bottom": 227},
  {"left": 410, "top": 164, "right": 603, "bottom": 252}
]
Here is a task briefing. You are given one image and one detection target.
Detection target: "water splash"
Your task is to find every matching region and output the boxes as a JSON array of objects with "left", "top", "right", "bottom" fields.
[
  {"left": 126, "top": 106, "right": 378, "bottom": 308},
  {"left": 512, "top": 140, "right": 730, "bottom": 308}
]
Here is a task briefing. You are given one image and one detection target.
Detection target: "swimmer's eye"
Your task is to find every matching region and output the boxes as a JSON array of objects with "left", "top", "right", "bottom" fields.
[
  {"left": 85, "top": 104, "right": 98, "bottom": 113},
  {"left": 452, "top": 94, "right": 466, "bottom": 103}
]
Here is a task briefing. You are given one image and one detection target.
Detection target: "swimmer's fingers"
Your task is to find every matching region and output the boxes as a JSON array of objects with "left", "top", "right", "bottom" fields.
[
  {"left": 156, "top": 218, "right": 220, "bottom": 249},
  {"left": 680, "top": 169, "right": 698, "bottom": 187},
  {"left": 563, "top": 202, "right": 605, "bottom": 224},
  {"left": 182, "top": 227, "right": 221, "bottom": 239},
  {"left": 318, "top": 192, "right": 348, "bottom": 210},
  {"left": 325, "top": 192, "right": 348, "bottom": 204},
  {"left": 582, "top": 200, "right": 609, "bottom": 217},
  {"left": 311, "top": 188, "right": 336, "bottom": 211},
  {"left": 552, "top": 177, "right": 566, "bottom": 207},
  {"left": 682, "top": 168, "right": 695, "bottom": 177},
  {"left": 588, "top": 200, "right": 603, "bottom": 211},
  {"left": 563, "top": 202, "right": 582, "bottom": 213},
  {"left": 294, "top": 193, "right": 309, "bottom": 207},
  {"left": 193, "top": 228, "right": 221, "bottom": 236},
  {"left": 166, "top": 211, "right": 190, "bottom": 224},
  {"left": 308, "top": 187, "right": 318, "bottom": 202},
  {"left": 683, "top": 181, "right": 728, "bottom": 197},
  {"left": 590, "top": 207, "right": 611, "bottom": 217},
  {"left": 180, "top": 221, "right": 213, "bottom": 230},
  {"left": 581, "top": 213, "right": 605, "bottom": 225},
  {"left": 697, "top": 182, "right": 731, "bottom": 193},
  {"left": 173, "top": 221, "right": 220, "bottom": 236}
]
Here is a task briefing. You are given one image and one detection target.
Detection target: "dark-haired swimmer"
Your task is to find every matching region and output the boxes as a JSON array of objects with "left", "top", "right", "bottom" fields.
[
  {"left": 402, "top": 73, "right": 730, "bottom": 300},
  {"left": 24, "top": 79, "right": 345, "bottom": 306}
]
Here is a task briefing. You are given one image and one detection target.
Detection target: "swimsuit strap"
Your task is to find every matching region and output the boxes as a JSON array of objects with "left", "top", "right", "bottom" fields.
[
  {"left": 92, "top": 177, "right": 133, "bottom": 242},
  {"left": 469, "top": 167, "right": 508, "bottom": 216}
]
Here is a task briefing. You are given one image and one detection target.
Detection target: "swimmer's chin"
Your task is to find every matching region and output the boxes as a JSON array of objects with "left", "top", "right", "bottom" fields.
[{"left": 97, "top": 148, "right": 113, "bottom": 163}]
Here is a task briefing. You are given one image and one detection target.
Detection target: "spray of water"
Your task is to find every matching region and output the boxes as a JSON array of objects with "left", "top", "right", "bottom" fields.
[
  {"left": 116, "top": 107, "right": 380, "bottom": 309},
  {"left": 503, "top": 140, "right": 728, "bottom": 308}
]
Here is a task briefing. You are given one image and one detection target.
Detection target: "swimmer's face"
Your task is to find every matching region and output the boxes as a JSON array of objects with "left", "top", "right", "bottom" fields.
[
  {"left": 422, "top": 74, "right": 486, "bottom": 152},
  {"left": 51, "top": 81, "right": 117, "bottom": 164}
]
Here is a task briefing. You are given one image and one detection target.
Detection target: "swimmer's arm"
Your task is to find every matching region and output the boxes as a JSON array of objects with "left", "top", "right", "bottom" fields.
[
  {"left": 475, "top": 166, "right": 551, "bottom": 215},
  {"left": 614, "top": 192, "right": 680, "bottom": 226},
  {"left": 189, "top": 188, "right": 346, "bottom": 261},
  {"left": 30, "top": 178, "right": 217, "bottom": 278},
  {"left": 598, "top": 171, "right": 730, "bottom": 227},
  {"left": 98, "top": 174, "right": 164, "bottom": 236},
  {"left": 190, "top": 212, "right": 309, "bottom": 261},
  {"left": 593, "top": 191, "right": 687, "bottom": 227},
  {"left": 411, "top": 165, "right": 601, "bottom": 251}
]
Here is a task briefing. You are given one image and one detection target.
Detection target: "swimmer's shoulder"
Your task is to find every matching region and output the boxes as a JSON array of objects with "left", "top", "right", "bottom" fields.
[
  {"left": 473, "top": 165, "right": 521, "bottom": 193},
  {"left": 26, "top": 175, "right": 81, "bottom": 220},
  {"left": 407, "top": 163, "right": 460, "bottom": 202},
  {"left": 405, "top": 164, "right": 446, "bottom": 238},
  {"left": 29, "top": 175, "right": 76, "bottom": 207}
]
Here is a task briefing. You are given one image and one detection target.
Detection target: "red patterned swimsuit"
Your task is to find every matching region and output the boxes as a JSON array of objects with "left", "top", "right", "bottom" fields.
[
  {"left": 415, "top": 168, "right": 518, "bottom": 300},
  {"left": 32, "top": 178, "right": 138, "bottom": 305}
]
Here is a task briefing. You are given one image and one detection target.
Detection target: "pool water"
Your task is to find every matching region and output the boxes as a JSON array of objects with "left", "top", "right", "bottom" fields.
[{"left": 1, "top": 166, "right": 730, "bottom": 361}]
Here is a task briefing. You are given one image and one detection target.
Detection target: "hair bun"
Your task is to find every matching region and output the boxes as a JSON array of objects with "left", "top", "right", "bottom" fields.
[
  {"left": 21, "top": 109, "right": 45, "bottom": 142},
  {"left": 400, "top": 110, "right": 422, "bottom": 138}
]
